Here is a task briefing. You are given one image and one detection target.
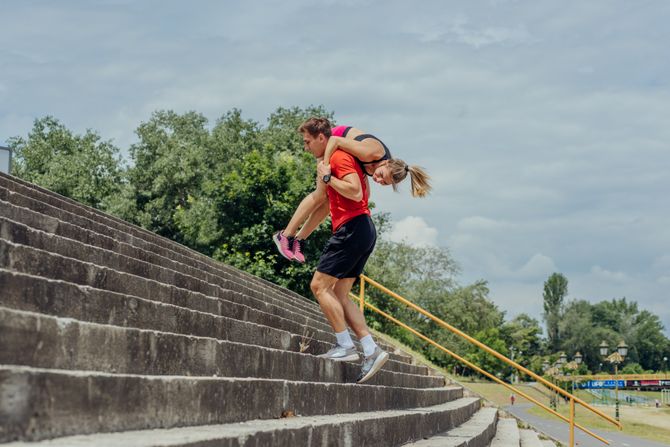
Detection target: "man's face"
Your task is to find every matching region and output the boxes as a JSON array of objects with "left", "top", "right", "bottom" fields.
[{"left": 302, "top": 132, "right": 327, "bottom": 158}]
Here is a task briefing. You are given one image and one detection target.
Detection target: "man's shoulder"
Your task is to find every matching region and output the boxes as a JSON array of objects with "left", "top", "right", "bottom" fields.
[{"left": 331, "top": 149, "right": 356, "bottom": 165}]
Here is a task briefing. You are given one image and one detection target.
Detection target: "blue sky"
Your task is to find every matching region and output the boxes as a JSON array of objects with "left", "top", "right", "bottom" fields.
[{"left": 2, "top": 1, "right": 669, "bottom": 335}]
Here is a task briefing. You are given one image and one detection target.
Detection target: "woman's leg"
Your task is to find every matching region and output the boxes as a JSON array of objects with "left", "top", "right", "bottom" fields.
[
  {"left": 273, "top": 179, "right": 327, "bottom": 261},
  {"left": 295, "top": 200, "right": 329, "bottom": 240},
  {"left": 283, "top": 180, "right": 327, "bottom": 237}
]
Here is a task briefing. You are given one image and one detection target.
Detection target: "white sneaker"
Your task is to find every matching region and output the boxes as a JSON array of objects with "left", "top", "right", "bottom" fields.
[
  {"left": 356, "top": 347, "right": 389, "bottom": 383},
  {"left": 317, "top": 345, "right": 360, "bottom": 362}
]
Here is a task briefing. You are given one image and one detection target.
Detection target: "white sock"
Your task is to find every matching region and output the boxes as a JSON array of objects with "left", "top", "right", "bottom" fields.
[
  {"left": 360, "top": 335, "right": 377, "bottom": 357},
  {"left": 335, "top": 330, "right": 354, "bottom": 349}
]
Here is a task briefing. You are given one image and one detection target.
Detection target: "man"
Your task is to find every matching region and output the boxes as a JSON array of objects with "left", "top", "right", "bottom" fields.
[{"left": 299, "top": 117, "right": 389, "bottom": 384}]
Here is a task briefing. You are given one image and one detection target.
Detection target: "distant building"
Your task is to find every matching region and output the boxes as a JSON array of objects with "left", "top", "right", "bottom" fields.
[{"left": 0, "top": 145, "right": 11, "bottom": 174}]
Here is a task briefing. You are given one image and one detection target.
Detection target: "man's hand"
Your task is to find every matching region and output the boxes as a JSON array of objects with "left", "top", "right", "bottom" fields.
[{"left": 317, "top": 161, "right": 331, "bottom": 181}]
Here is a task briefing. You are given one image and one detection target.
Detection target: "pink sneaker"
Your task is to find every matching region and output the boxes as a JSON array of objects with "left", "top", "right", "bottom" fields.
[
  {"left": 292, "top": 238, "right": 305, "bottom": 263},
  {"left": 272, "top": 231, "right": 294, "bottom": 260}
]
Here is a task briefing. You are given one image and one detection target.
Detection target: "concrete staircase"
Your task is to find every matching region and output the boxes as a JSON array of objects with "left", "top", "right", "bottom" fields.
[{"left": 0, "top": 171, "right": 545, "bottom": 446}]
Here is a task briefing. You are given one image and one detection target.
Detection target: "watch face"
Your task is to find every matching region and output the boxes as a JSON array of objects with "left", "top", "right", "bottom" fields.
[{"left": 323, "top": 174, "right": 331, "bottom": 183}]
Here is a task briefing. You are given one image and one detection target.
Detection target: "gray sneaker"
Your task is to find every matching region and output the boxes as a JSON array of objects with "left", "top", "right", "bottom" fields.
[
  {"left": 317, "top": 344, "right": 360, "bottom": 362},
  {"left": 356, "top": 347, "right": 389, "bottom": 383}
]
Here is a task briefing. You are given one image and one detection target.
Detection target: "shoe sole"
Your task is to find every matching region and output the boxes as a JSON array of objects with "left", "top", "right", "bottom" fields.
[
  {"left": 317, "top": 353, "right": 360, "bottom": 362},
  {"left": 272, "top": 234, "right": 294, "bottom": 261},
  {"left": 356, "top": 351, "right": 389, "bottom": 384}
]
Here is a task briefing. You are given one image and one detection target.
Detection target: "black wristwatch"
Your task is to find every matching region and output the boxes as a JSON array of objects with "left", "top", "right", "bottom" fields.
[{"left": 322, "top": 174, "right": 331, "bottom": 184}]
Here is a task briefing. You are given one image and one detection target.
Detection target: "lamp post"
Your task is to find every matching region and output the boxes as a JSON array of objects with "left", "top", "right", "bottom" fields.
[
  {"left": 600, "top": 340, "right": 628, "bottom": 421},
  {"left": 543, "top": 359, "right": 558, "bottom": 410},
  {"left": 571, "top": 352, "right": 583, "bottom": 394},
  {"left": 508, "top": 347, "right": 523, "bottom": 384}
]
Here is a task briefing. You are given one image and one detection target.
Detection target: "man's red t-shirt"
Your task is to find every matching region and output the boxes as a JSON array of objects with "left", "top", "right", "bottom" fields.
[{"left": 327, "top": 150, "right": 370, "bottom": 232}]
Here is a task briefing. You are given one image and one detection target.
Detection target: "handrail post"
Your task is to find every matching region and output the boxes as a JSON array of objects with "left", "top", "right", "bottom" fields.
[
  {"left": 359, "top": 275, "right": 365, "bottom": 313},
  {"left": 570, "top": 396, "right": 575, "bottom": 447}
]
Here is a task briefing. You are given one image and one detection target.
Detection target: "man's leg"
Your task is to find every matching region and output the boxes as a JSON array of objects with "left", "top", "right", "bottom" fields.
[
  {"left": 310, "top": 271, "right": 346, "bottom": 333},
  {"left": 331, "top": 276, "right": 388, "bottom": 383},
  {"left": 332, "top": 277, "right": 370, "bottom": 340},
  {"left": 310, "top": 271, "right": 359, "bottom": 362}
]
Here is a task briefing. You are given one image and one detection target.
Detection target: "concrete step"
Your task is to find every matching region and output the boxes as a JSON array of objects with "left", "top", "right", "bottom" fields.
[
  {"left": 0, "top": 240, "right": 415, "bottom": 368},
  {"left": 0, "top": 205, "right": 326, "bottom": 324},
  {"left": 519, "top": 429, "right": 542, "bottom": 447},
  {"left": 0, "top": 365, "right": 462, "bottom": 443},
  {"left": 0, "top": 398, "right": 482, "bottom": 447},
  {"left": 0, "top": 197, "right": 414, "bottom": 364},
  {"left": 490, "top": 418, "right": 520, "bottom": 447},
  {"left": 402, "top": 406, "right": 497, "bottom": 447},
  {"left": 540, "top": 440, "right": 557, "bottom": 447},
  {"left": 0, "top": 306, "right": 443, "bottom": 389},
  {"left": 0, "top": 174, "right": 338, "bottom": 321},
  {"left": 0, "top": 269, "right": 427, "bottom": 377}
]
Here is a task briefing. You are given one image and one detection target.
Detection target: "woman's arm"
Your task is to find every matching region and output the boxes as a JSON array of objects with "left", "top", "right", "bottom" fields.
[{"left": 323, "top": 136, "right": 386, "bottom": 166}]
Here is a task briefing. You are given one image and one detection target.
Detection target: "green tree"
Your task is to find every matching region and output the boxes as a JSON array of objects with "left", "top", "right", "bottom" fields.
[
  {"left": 8, "top": 116, "right": 123, "bottom": 209},
  {"left": 558, "top": 298, "right": 669, "bottom": 372},
  {"left": 559, "top": 299, "right": 617, "bottom": 372},
  {"left": 501, "top": 313, "right": 543, "bottom": 364},
  {"left": 543, "top": 272, "right": 568, "bottom": 352},
  {"left": 125, "top": 110, "right": 211, "bottom": 240}
]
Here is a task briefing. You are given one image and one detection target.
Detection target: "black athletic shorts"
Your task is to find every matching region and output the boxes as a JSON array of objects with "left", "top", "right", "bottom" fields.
[{"left": 316, "top": 213, "right": 377, "bottom": 279}]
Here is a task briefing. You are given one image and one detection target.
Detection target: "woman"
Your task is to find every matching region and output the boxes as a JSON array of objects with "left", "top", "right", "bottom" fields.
[{"left": 273, "top": 118, "right": 431, "bottom": 263}]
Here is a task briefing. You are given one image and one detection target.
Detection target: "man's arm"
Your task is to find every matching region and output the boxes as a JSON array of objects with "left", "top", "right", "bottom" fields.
[{"left": 317, "top": 161, "right": 362, "bottom": 202}]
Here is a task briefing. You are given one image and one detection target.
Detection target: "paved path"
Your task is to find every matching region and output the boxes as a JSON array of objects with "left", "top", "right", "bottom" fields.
[{"left": 505, "top": 404, "right": 670, "bottom": 447}]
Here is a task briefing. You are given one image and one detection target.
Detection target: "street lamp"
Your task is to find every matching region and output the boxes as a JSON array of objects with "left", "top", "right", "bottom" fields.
[
  {"left": 599, "top": 340, "right": 609, "bottom": 357},
  {"left": 563, "top": 353, "right": 583, "bottom": 396},
  {"left": 664, "top": 356, "right": 668, "bottom": 373},
  {"left": 600, "top": 340, "right": 628, "bottom": 421},
  {"left": 0, "top": 146, "right": 12, "bottom": 175}
]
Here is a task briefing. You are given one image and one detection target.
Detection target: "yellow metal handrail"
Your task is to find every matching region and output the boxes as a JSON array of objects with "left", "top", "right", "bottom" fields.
[
  {"left": 355, "top": 274, "right": 623, "bottom": 447},
  {"left": 560, "top": 373, "right": 670, "bottom": 381}
]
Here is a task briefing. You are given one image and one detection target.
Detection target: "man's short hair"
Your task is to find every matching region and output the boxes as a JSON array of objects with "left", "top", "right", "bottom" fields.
[{"left": 298, "top": 117, "right": 332, "bottom": 138}]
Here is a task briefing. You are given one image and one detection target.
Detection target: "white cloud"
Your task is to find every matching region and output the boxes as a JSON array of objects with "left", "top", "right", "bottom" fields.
[
  {"left": 385, "top": 216, "right": 438, "bottom": 247},
  {"left": 590, "top": 266, "right": 630, "bottom": 283},
  {"left": 515, "top": 254, "right": 558, "bottom": 280}
]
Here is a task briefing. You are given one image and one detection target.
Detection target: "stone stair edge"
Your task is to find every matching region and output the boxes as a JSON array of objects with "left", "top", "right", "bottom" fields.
[
  {"left": 403, "top": 406, "right": 497, "bottom": 447},
  {"left": 0, "top": 206, "right": 324, "bottom": 323},
  {"left": 0, "top": 174, "right": 316, "bottom": 312},
  {"left": 0, "top": 269, "right": 420, "bottom": 375},
  {"left": 0, "top": 306, "right": 443, "bottom": 388},
  {"left": 0, "top": 231, "right": 413, "bottom": 363},
  {"left": 0, "top": 218, "right": 331, "bottom": 330},
  {"left": 0, "top": 364, "right": 461, "bottom": 442},
  {"left": 0, "top": 398, "right": 481, "bottom": 447}
]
